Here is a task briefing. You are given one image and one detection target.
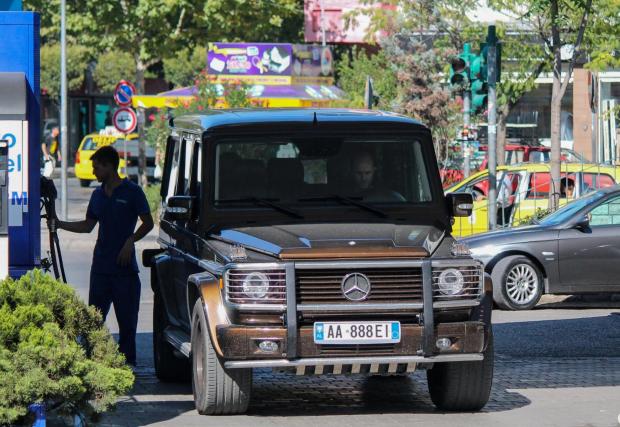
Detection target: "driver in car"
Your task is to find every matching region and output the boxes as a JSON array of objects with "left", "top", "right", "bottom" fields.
[
  {"left": 350, "top": 151, "right": 405, "bottom": 201},
  {"left": 352, "top": 151, "right": 377, "bottom": 193}
]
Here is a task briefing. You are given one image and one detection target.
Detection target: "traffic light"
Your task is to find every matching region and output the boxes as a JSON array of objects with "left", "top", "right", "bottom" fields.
[
  {"left": 471, "top": 79, "right": 488, "bottom": 114},
  {"left": 449, "top": 43, "right": 472, "bottom": 88},
  {"left": 469, "top": 44, "right": 488, "bottom": 115}
]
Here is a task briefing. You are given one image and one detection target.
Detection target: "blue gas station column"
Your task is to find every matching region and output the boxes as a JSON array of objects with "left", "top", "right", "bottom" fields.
[{"left": 0, "top": 11, "right": 41, "bottom": 277}]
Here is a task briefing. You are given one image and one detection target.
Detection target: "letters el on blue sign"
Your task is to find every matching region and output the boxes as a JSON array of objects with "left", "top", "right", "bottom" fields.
[{"left": 0, "top": 0, "right": 22, "bottom": 11}]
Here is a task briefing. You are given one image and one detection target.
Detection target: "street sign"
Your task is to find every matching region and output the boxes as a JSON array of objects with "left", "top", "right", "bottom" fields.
[
  {"left": 112, "top": 107, "right": 137, "bottom": 134},
  {"left": 114, "top": 80, "right": 136, "bottom": 107}
]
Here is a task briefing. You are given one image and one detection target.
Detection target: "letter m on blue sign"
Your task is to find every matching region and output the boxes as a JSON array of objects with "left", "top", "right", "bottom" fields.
[{"left": 11, "top": 191, "right": 27, "bottom": 205}]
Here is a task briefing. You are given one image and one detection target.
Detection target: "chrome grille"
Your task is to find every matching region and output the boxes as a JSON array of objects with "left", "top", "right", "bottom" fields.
[
  {"left": 432, "top": 264, "right": 483, "bottom": 301},
  {"left": 296, "top": 268, "right": 423, "bottom": 305},
  {"left": 224, "top": 268, "right": 286, "bottom": 305}
]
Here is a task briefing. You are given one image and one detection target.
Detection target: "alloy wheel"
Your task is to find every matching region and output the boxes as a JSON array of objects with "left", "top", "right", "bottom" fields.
[{"left": 505, "top": 264, "right": 539, "bottom": 305}]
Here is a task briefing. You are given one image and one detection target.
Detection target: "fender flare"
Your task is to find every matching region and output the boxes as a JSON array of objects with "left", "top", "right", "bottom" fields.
[{"left": 187, "top": 272, "right": 230, "bottom": 358}]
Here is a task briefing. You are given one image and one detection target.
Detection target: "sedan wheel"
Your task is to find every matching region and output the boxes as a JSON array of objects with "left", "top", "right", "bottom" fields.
[
  {"left": 492, "top": 255, "right": 543, "bottom": 310},
  {"left": 505, "top": 264, "right": 539, "bottom": 305}
]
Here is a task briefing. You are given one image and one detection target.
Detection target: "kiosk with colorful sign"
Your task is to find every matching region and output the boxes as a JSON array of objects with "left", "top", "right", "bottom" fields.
[{"left": 132, "top": 43, "right": 344, "bottom": 109}]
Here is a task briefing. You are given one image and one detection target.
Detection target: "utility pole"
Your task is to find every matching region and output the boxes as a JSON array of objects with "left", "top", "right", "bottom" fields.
[
  {"left": 60, "top": 0, "right": 68, "bottom": 220},
  {"left": 487, "top": 25, "right": 498, "bottom": 230},
  {"left": 364, "top": 76, "right": 374, "bottom": 110}
]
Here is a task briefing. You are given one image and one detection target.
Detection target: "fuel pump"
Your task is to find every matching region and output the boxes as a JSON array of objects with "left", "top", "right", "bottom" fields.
[{"left": 40, "top": 176, "right": 66, "bottom": 282}]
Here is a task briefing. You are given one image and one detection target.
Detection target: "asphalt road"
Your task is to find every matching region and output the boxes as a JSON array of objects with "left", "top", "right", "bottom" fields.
[{"left": 46, "top": 177, "right": 620, "bottom": 427}]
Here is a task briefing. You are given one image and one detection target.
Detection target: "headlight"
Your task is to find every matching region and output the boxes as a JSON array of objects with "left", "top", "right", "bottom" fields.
[
  {"left": 242, "top": 272, "right": 270, "bottom": 299},
  {"left": 437, "top": 268, "right": 465, "bottom": 295}
]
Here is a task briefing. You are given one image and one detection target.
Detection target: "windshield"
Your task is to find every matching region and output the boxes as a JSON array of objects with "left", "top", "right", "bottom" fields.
[
  {"left": 213, "top": 136, "right": 433, "bottom": 207},
  {"left": 539, "top": 191, "right": 604, "bottom": 226}
]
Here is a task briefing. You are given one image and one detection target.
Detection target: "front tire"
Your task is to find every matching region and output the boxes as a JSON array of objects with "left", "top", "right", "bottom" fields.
[
  {"left": 427, "top": 331, "right": 494, "bottom": 411},
  {"left": 191, "top": 299, "right": 252, "bottom": 415},
  {"left": 492, "top": 255, "right": 543, "bottom": 310},
  {"left": 79, "top": 179, "right": 91, "bottom": 188}
]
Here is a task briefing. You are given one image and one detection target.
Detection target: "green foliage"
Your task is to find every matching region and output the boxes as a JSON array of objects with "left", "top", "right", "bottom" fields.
[
  {"left": 93, "top": 51, "right": 136, "bottom": 94},
  {"left": 0, "top": 271, "right": 133, "bottom": 424},
  {"left": 146, "top": 109, "right": 170, "bottom": 164},
  {"left": 335, "top": 48, "right": 398, "bottom": 109},
  {"left": 584, "top": 0, "right": 620, "bottom": 70},
  {"left": 174, "top": 72, "right": 253, "bottom": 116},
  {"left": 383, "top": 34, "right": 462, "bottom": 156},
  {"left": 144, "top": 184, "right": 162, "bottom": 222},
  {"left": 200, "top": 0, "right": 303, "bottom": 43},
  {"left": 40, "top": 43, "right": 90, "bottom": 101},
  {"left": 163, "top": 47, "right": 207, "bottom": 88}
]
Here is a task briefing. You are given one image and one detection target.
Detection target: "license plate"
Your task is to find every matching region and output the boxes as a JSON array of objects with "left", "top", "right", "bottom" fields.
[{"left": 313, "top": 321, "right": 401, "bottom": 345}]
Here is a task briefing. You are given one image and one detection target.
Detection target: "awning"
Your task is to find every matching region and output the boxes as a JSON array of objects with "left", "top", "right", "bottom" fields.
[{"left": 132, "top": 84, "right": 345, "bottom": 109}]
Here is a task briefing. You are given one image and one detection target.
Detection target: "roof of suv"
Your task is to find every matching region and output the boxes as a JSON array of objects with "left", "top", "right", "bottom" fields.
[{"left": 171, "top": 108, "right": 427, "bottom": 133}]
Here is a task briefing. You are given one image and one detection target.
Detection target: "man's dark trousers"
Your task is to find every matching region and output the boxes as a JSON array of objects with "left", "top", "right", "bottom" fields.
[{"left": 89, "top": 272, "right": 141, "bottom": 365}]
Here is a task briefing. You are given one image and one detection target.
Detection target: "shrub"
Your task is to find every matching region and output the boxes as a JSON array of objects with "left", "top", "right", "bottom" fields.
[
  {"left": 0, "top": 271, "right": 134, "bottom": 424},
  {"left": 144, "top": 184, "right": 162, "bottom": 223}
]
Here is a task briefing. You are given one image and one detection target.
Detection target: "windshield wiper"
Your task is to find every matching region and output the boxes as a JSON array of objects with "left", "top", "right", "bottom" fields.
[
  {"left": 217, "top": 197, "right": 304, "bottom": 219},
  {"left": 298, "top": 195, "right": 388, "bottom": 218}
]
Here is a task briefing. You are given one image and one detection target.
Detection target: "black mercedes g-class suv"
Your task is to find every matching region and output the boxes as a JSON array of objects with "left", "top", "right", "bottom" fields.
[{"left": 144, "top": 109, "right": 493, "bottom": 415}]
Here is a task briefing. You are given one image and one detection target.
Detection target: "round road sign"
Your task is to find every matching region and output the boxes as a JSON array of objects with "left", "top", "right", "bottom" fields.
[
  {"left": 114, "top": 80, "right": 136, "bottom": 106},
  {"left": 113, "top": 107, "right": 138, "bottom": 134}
]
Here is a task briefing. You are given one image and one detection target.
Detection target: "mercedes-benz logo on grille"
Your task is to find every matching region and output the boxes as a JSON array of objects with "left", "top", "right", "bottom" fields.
[{"left": 341, "top": 273, "right": 371, "bottom": 301}]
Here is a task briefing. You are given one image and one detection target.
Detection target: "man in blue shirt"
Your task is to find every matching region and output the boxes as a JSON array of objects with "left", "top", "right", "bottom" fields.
[{"left": 55, "top": 145, "right": 154, "bottom": 366}]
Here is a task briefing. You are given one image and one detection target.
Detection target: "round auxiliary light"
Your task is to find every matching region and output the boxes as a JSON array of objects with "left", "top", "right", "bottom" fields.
[
  {"left": 437, "top": 269, "right": 465, "bottom": 295},
  {"left": 242, "top": 272, "right": 270, "bottom": 299},
  {"left": 258, "top": 340, "right": 279, "bottom": 353}
]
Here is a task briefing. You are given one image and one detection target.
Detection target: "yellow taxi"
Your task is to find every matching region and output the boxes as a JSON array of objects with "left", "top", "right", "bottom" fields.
[
  {"left": 447, "top": 162, "right": 620, "bottom": 238},
  {"left": 74, "top": 133, "right": 137, "bottom": 187}
]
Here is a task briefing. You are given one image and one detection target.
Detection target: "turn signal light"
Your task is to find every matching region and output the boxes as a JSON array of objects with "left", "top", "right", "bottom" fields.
[{"left": 75, "top": 151, "right": 80, "bottom": 164}]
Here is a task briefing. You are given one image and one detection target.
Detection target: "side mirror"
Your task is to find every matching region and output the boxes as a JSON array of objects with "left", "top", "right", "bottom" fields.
[
  {"left": 574, "top": 214, "right": 590, "bottom": 232},
  {"left": 446, "top": 193, "right": 473, "bottom": 217},
  {"left": 165, "top": 195, "right": 194, "bottom": 221}
]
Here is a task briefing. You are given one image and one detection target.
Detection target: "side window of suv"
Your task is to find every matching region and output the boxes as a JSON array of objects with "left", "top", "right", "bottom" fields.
[
  {"left": 189, "top": 142, "right": 202, "bottom": 221},
  {"left": 177, "top": 137, "right": 194, "bottom": 196},
  {"left": 160, "top": 136, "right": 183, "bottom": 203}
]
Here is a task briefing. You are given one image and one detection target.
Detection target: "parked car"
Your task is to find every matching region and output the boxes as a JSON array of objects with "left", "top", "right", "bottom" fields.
[
  {"left": 111, "top": 137, "right": 157, "bottom": 183},
  {"left": 74, "top": 132, "right": 136, "bottom": 187},
  {"left": 463, "top": 186, "right": 620, "bottom": 310},
  {"left": 440, "top": 144, "right": 588, "bottom": 188},
  {"left": 143, "top": 109, "right": 493, "bottom": 415},
  {"left": 447, "top": 162, "right": 620, "bottom": 237}
]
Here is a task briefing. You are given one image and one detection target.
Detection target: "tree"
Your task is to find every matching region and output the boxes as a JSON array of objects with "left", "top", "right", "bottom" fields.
[
  {"left": 92, "top": 51, "right": 136, "bottom": 94},
  {"left": 198, "top": 0, "right": 303, "bottom": 43},
  {"left": 335, "top": 48, "right": 398, "bottom": 110},
  {"left": 494, "top": 28, "right": 550, "bottom": 165},
  {"left": 382, "top": 33, "right": 461, "bottom": 158},
  {"left": 491, "top": 0, "right": 619, "bottom": 210},
  {"left": 39, "top": 43, "right": 90, "bottom": 101},
  {"left": 163, "top": 47, "right": 206, "bottom": 89}
]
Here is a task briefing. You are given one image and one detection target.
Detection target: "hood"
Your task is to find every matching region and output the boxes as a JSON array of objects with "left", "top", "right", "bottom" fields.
[
  {"left": 462, "top": 224, "right": 548, "bottom": 247},
  {"left": 213, "top": 223, "right": 446, "bottom": 260}
]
